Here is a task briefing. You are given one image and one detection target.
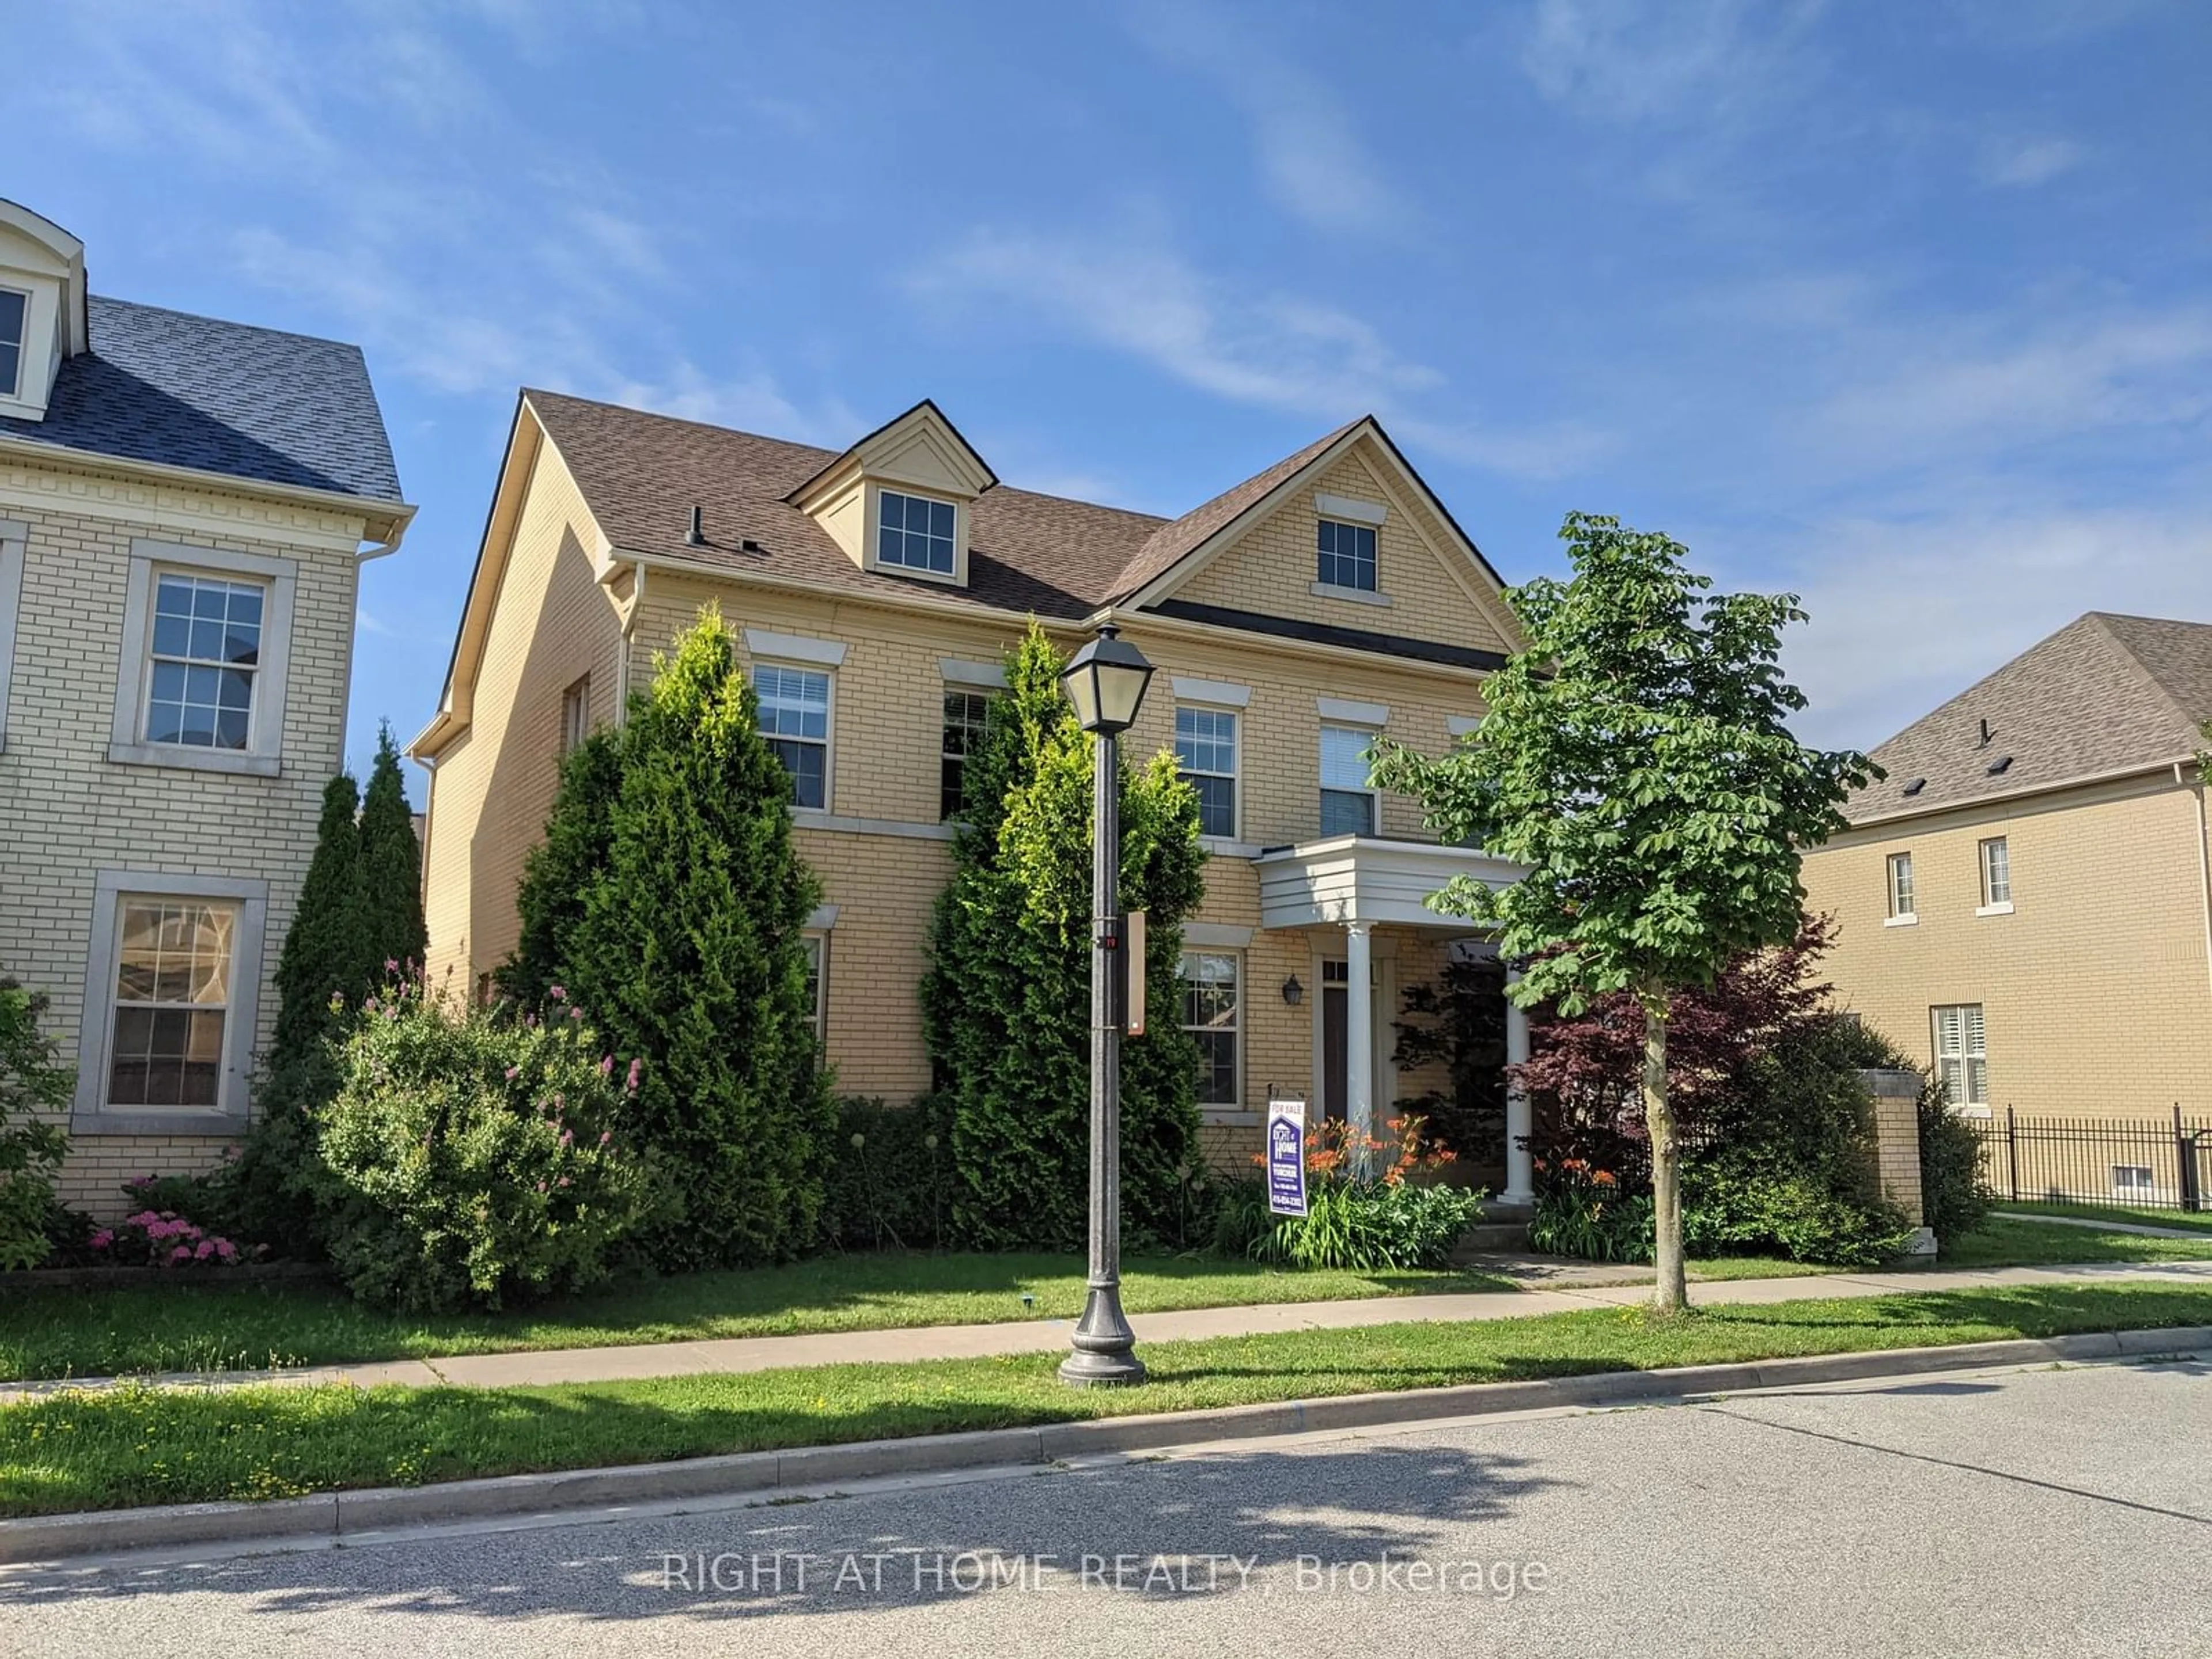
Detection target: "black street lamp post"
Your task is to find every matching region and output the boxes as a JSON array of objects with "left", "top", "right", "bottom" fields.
[{"left": 1057, "top": 622, "right": 1156, "bottom": 1388}]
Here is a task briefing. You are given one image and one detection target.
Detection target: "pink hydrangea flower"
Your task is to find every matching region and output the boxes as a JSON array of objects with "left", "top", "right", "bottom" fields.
[
  {"left": 89, "top": 1229, "right": 113, "bottom": 1249},
  {"left": 169, "top": 1245, "right": 192, "bottom": 1264},
  {"left": 548, "top": 985, "right": 567, "bottom": 1002},
  {"left": 215, "top": 1239, "right": 237, "bottom": 1260},
  {"left": 195, "top": 1239, "right": 217, "bottom": 1260},
  {"left": 568, "top": 1006, "right": 584, "bottom": 1021}
]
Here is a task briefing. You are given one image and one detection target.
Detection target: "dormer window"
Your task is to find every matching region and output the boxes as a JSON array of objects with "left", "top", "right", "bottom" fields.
[
  {"left": 0, "top": 288, "right": 25, "bottom": 399},
  {"left": 877, "top": 490, "right": 957, "bottom": 577}
]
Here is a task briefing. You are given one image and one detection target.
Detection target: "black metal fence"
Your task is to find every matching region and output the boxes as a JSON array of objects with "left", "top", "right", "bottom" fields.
[{"left": 1973, "top": 1108, "right": 2212, "bottom": 1211}]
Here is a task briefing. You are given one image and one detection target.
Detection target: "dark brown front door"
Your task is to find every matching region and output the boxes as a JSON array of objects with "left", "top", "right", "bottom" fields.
[{"left": 1321, "top": 960, "right": 1348, "bottom": 1123}]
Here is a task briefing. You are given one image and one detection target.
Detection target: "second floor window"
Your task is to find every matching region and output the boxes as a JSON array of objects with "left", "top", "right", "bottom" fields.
[
  {"left": 145, "top": 573, "right": 263, "bottom": 751},
  {"left": 0, "top": 287, "right": 24, "bottom": 399},
  {"left": 560, "top": 675, "right": 591, "bottom": 755},
  {"left": 941, "top": 690, "right": 992, "bottom": 820},
  {"left": 878, "top": 490, "right": 956, "bottom": 575},
  {"left": 755, "top": 663, "right": 830, "bottom": 809},
  {"left": 1979, "top": 837, "right": 2011, "bottom": 907},
  {"left": 1175, "top": 706, "right": 1238, "bottom": 839},
  {"left": 1317, "top": 517, "right": 1378, "bottom": 592},
  {"left": 1886, "top": 851, "right": 1915, "bottom": 919},
  {"left": 1320, "top": 724, "right": 1377, "bottom": 836}
]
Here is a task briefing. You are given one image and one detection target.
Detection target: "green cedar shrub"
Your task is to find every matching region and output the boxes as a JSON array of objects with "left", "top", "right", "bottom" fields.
[
  {"left": 310, "top": 979, "right": 647, "bottom": 1311},
  {"left": 820, "top": 1094, "right": 957, "bottom": 1251},
  {"left": 0, "top": 981, "right": 74, "bottom": 1270},
  {"left": 504, "top": 726, "right": 624, "bottom": 1007},
  {"left": 921, "top": 623, "right": 1206, "bottom": 1252},
  {"left": 541, "top": 606, "right": 836, "bottom": 1270},
  {"left": 356, "top": 725, "right": 429, "bottom": 979}
]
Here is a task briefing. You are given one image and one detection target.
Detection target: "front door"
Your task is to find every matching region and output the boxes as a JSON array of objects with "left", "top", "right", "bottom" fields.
[{"left": 1320, "top": 959, "right": 1349, "bottom": 1123}]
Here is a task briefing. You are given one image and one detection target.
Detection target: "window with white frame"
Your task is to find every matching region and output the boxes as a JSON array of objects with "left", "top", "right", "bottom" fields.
[
  {"left": 2112, "top": 1164, "right": 2156, "bottom": 1198},
  {"left": 1887, "top": 851, "right": 1916, "bottom": 919},
  {"left": 755, "top": 663, "right": 831, "bottom": 809},
  {"left": 800, "top": 934, "right": 827, "bottom": 1044},
  {"left": 1979, "top": 836, "right": 2010, "bottom": 907},
  {"left": 1320, "top": 724, "right": 1377, "bottom": 836},
  {"left": 0, "top": 287, "right": 24, "bottom": 399},
  {"left": 560, "top": 675, "right": 591, "bottom": 755},
  {"left": 940, "top": 690, "right": 993, "bottom": 821},
  {"left": 877, "top": 489, "right": 957, "bottom": 576},
  {"left": 1180, "top": 951, "right": 1240, "bottom": 1108},
  {"left": 107, "top": 897, "right": 237, "bottom": 1109},
  {"left": 1176, "top": 706, "right": 1238, "bottom": 840},
  {"left": 1316, "top": 517, "right": 1378, "bottom": 592},
  {"left": 1931, "top": 1004, "right": 1987, "bottom": 1109},
  {"left": 144, "top": 573, "right": 264, "bottom": 751}
]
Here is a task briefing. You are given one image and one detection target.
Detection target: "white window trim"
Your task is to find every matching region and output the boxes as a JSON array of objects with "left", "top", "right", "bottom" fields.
[
  {"left": 754, "top": 658, "right": 836, "bottom": 814},
  {"left": 108, "top": 539, "right": 296, "bottom": 777},
  {"left": 866, "top": 482, "right": 968, "bottom": 588},
  {"left": 1975, "top": 902, "right": 2014, "bottom": 918},
  {"left": 800, "top": 930, "right": 830, "bottom": 1045},
  {"left": 1979, "top": 836, "right": 2013, "bottom": 910},
  {"left": 1176, "top": 702, "right": 1241, "bottom": 844},
  {"left": 1884, "top": 851, "right": 1916, "bottom": 925},
  {"left": 0, "top": 516, "right": 25, "bottom": 753},
  {"left": 1310, "top": 578, "right": 1395, "bottom": 608},
  {"left": 1931, "top": 1003, "right": 1987, "bottom": 1112},
  {"left": 1320, "top": 721, "right": 1382, "bottom": 838},
  {"left": 939, "top": 683, "right": 996, "bottom": 821},
  {"left": 73, "top": 868, "right": 268, "bottom": 1134},
  {"left": 1181, "top": 948, "right": 1243, "bottom": 1114},
  {"left": 560, "top": 673, "right": 591, "bottom": 755},
  {"left": 0, "top": 282, "right": 33, "bottom": 407}
]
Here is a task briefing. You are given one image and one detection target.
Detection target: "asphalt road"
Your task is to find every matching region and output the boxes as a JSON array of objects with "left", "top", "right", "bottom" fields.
[{"left": 5, "top": 1354, "right": 2208, "bottom": 1658}]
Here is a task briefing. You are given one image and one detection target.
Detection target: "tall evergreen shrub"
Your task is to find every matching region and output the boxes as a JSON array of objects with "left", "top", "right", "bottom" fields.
[
  {"left": 357, "top": 725, "right": 428, "bottom": 977},
  {"left": 522, "top": 607, "right": 836, "bottom": 1268},
  {"left": 922, "top": 623, "right": 1206, "bottom": 1251}
]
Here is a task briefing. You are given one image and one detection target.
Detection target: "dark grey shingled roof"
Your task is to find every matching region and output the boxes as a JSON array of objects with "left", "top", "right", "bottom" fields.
[
  {"left": 0, "top": 295, "right": 403, "bottom": 504},
  {"left": 1851, "top": 611, "right": 2212, "bottom": 823}
]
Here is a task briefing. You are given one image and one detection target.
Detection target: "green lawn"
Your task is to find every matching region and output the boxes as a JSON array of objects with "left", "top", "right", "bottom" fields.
[
  {"left": 1941, "top": 1218, "right": 2212, "bottom": 1268},
  {"left": 0, "top": 1253, "right": 1518, "bottom": 1384},
  {"left": 1994, "top": 1200, "right": 2212, "bottom": 1236},
  {"left": 3, "top": 1283, "right": 2206, "bottom": 1518}
]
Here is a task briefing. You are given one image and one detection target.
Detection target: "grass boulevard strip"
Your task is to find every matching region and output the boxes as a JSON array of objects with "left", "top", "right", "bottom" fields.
[{"left": 3, "top": 1282, "right": 2209, "bottom": 1520}]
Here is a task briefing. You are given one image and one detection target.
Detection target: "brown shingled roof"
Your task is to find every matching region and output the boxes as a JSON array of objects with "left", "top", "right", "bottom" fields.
[
  {"left": 1104, "top": 418, "right": 1363, "bottom": 603},
  {"left": 1852, "top": 611, "right": 2212, "bottom": 823},
  {"left": 528, "top": 389, "right": 1378, "bottom": 623}
]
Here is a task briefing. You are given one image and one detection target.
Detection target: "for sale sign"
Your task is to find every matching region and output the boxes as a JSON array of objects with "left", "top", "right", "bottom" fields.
[{"left": 1266, "top": 1099, "right": 1308, "bottom": 1216}]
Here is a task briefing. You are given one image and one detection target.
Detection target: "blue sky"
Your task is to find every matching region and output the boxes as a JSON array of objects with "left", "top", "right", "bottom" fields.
[{"left": 16, "top": 0, "right": 2211, "bottom": 774}]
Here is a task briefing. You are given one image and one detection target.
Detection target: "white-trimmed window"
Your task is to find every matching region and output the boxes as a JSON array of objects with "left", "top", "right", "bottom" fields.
[
  {"left": 74, "top": 870, "right": 267, "bottom": 1130},
  {"left": 1176, "top": 706, "right": 1238, "bottom": 840},
  {"left": 2113, "top": 1164, "right": 2156, "bottom": 1198},
  {"left": 1180, "top": 950, "right": 1240, "bottom": 1108},
  {"left": 110, "top": 540, "right": 296, "bottom": 777},
  {"left": 877, "top": 489, "right": 957, "bottom": 576},
  {"left": 0, "top": 287, "right": 24, "bottom": 399},
  {"left": 1886, "top": 851, "right": 1915, "bottom": 919},
  {"left": 755, "top": 663, "right": 831, "bottom": 809},
  {"left": 1320, "top": 724, "right": 1377, "bottom": 836},
  {"left": 1932, "top": 1004, "right": 1987, "bottom": 1111},
  {"left": 1316, "top": 517, "right": 1378, "bottom": 592},
  {"left": 1979, "top": 837, "right": 2011, "bottom": 907},
  {"left": 800, "top": 934, "right": 828, "bottom": 1044},
  {"left": 560, "top": 674, "right": 591, "bottom": 755},
  {"left": 940, "top": 689, "right": 993, "bottom": 821}
]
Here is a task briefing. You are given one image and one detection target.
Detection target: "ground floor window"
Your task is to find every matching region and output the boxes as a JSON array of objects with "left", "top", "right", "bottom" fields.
[
  {"left": 1931, "top": 1003, "right": 1986, "bottom": 1109},
  {"left": 800, "top": 934, "right": 827, "bottom": 1043},
  {"left": 108, "top": 897, "right": 237, "bottom": 1108},
  {"left": 1180, "top": 950, "right": 1240, "bottom": 1108}
]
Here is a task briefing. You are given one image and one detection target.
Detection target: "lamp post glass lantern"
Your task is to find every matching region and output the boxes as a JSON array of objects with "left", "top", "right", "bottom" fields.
[{"left": 1058, "top": 622, "right": 1154, "bottom": 1387}]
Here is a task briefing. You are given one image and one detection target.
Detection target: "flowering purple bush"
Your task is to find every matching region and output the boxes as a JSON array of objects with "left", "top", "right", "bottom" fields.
[{"left": 89, "top": 1207, "right": 251, "bottom": 1268}]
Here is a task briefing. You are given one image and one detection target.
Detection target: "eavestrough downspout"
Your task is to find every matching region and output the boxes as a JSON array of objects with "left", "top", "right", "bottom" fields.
[
  {"left": 2185, "top": 760, "right": 2212, "bottom": 1001},
  {"left": 616, "top": 558, "right": 647, "bottom": 717}
]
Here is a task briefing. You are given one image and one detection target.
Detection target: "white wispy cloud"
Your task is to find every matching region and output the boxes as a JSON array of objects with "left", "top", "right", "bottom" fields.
[
  {"left": 912, "top": 219, "right": 1604, "bottom": 480},
  {"left": 1517, "top": 0, "right": 1830, "bottom": 126},
  {"left": 1977, "top": 134, "right": 2088, "bottom": 187},
  {"left": 1126, "top": 0, "right": 1415, "bottom": 236}
]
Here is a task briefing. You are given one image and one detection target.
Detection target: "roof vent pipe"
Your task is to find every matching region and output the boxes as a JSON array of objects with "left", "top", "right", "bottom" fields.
[
  {"left": 1978, "top": 717, "right": 1992, "bottom": 748},
  {"left": 686, "top": 505, "right": 704, "bottom": 547}
]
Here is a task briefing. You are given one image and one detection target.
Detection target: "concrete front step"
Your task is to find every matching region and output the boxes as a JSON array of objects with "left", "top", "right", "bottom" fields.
[{"left": 1458, "top": 1219, "right": 1533, "bottom": 1253}]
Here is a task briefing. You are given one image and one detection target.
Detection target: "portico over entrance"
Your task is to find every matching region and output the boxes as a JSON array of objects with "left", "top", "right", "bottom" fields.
[{"left": 1253, "top": 835, "right": 1533, "bottom": 1203}]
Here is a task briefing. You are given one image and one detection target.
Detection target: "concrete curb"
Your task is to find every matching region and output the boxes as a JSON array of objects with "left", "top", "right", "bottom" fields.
[{"left": 5, "top": 1324, "right": 2207, "bottom": 1566}]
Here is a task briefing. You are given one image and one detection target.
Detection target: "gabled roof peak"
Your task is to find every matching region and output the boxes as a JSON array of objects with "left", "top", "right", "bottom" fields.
[{"left": 785, "top": 397, "right": 997, "bottom": 509}]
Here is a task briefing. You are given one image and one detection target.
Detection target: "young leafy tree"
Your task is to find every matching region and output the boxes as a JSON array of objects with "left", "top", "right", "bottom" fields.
[
  {"left": 922, "top": 622, "right": 1206, "bottom": 1251},
  {"left": 554, "top": 607, "right": 836, "bottom": 1269},
  {"left": 1372, "top": 513, "right": 1874, "bottom": 1310},
  {"left": 356, "top": 725, "right": 428, "bottom": 979}
]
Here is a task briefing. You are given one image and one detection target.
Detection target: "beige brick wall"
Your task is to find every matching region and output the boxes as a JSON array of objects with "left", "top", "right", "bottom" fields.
[
  {"left": 0, "top": 455, "right": 372, "bottom": 1217},
  {"left": 1801, "top": 772, "right": 2212, "bottom": 1123},
  {"left": 420, "top": 444, "right": 624, "bottom": 993}
]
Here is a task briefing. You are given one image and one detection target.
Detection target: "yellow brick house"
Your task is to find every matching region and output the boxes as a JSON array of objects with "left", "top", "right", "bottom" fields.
[
  {"left": 0, "top": 199, "right": 412, "bottom": 1214},
  {"left": 1801, "top": 613, "right": 2212, "bottom": 1137},
  {"left": 412, "top": 393, "right": 1537, "bottom": 1194}
]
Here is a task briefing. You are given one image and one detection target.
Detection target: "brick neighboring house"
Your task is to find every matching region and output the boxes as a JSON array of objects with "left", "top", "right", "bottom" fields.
[
  {"left": 0, "top": 200, "right": 412, "bottom": 1216},
  {"left": 412, "top": 393, "right": 1542, "bottom": 1194},
  {"left": 1801, "top": 612, "right": 2212, "bottom": 1128}
]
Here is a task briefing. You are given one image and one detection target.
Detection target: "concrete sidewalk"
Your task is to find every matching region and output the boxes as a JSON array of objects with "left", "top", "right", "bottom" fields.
[{"left": 6, "top": 1260, "right": 2208, "bottom": 1401}]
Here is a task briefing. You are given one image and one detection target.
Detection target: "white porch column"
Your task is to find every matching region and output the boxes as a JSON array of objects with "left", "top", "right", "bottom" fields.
[
  {"left": 1344, "top": 919, "right": 1374, "bottom": 1164},
  {"left": 1502, "top": 964, "right": 1535, "bottom": 1205}
]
